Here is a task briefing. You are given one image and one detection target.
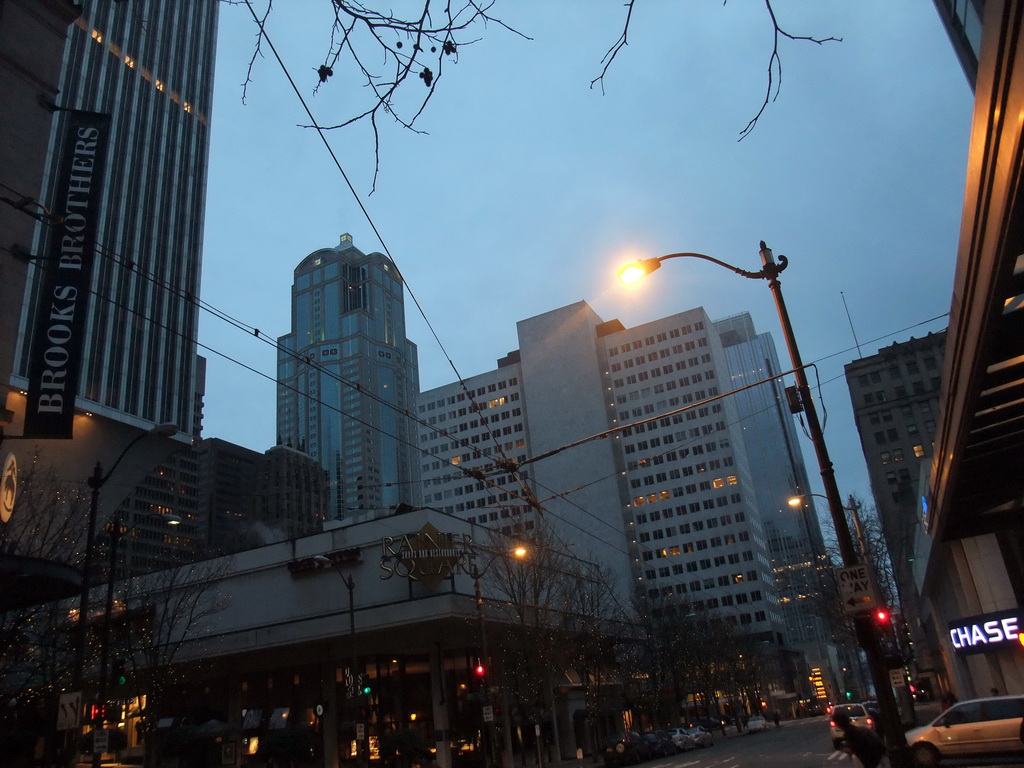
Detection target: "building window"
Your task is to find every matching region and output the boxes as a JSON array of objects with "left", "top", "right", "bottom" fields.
[{"left": 913, "top": 444, "right": 925, "bottom": 458}]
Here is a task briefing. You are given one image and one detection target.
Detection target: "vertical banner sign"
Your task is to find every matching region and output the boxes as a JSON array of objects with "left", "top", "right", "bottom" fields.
[{"left": 23, "top": 110, "right": 111, "bottom": 439}]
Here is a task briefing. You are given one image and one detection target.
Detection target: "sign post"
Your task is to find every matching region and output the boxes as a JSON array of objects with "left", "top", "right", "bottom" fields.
[{"left": 835, "top": 564, "right": 878, "bottom": 614}]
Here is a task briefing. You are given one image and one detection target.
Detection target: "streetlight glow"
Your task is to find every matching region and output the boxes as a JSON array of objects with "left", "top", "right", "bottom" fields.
[
  {"left": 616, "top": 242, "right": 908, "bottom": 763},
  {"left": 617, "top": 263, "right": 647, "bottom": 285}
]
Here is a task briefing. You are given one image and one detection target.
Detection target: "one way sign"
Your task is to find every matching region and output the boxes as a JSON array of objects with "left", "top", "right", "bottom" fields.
[{"left": 835, "top": 564, "right": 878, "bottom": 614}]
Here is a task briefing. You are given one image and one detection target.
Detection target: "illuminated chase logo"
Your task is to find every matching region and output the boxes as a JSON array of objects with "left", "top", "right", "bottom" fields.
[{"left": 948, "top": 609, "right": 1024, "bottom": 655}]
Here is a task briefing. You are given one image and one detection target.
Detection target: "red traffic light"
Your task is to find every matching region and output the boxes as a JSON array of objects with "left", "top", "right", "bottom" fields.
[
  {"left": 474, "top": 663, "right": 485, "bottom": 677},
  {"left": 875, "top": 608, "right": 890, "bottom": 623}
]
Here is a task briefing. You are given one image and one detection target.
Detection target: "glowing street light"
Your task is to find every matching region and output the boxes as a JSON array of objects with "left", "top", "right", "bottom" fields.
[{"left": 618, "top": 242, "right": 908, "bottom": 765}]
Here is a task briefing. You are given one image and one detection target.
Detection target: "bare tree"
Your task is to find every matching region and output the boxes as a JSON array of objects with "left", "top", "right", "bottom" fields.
[
  {"left": 243, "top": 0, "right": 528, "bottom": 186},
  {"left": 0, "top": 459, "right": 90, "bottom": 765},
  {"left": 591, "top": 0, "right": 841, "bottom": 139},
  {"left": 241, "top": 1, "right": 840, "bottom": 184},
  {"left": 116, "top": 558, "right": 231, "bottom": 768}
]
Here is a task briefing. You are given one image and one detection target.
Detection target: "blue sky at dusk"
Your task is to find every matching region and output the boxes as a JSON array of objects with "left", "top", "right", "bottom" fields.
[{"left": 199, "top": 2, "right": 974, "bottom": 522}]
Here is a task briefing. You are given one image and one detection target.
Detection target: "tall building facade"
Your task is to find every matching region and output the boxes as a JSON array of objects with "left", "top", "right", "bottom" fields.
[
  {"left": 197, "top": 439, "right": 328, "bottom": 555},
  {"left": 12, "top": 0, "right": 218, "bottom": 437},
  {"left": 845, "top": 331, "right": 947, "bottom": 684},
  {"left": 277, "top": 234, "right": 420, "bottom": 520},
  {"left": 845, "top": 332, "right": 946, "bottom": 581},
  {"left": 715, "top": 314, "right": 832, "bottom": 647},
  {"left": 418, "top": 302, "right": 794, "bottom": 647}
]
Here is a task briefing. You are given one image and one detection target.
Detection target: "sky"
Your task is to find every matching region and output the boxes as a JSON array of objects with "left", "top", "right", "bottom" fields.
[{"left": 198, "top": 2, "right": 975, "bottom": 522}]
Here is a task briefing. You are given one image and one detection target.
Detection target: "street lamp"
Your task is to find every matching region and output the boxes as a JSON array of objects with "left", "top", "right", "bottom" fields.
[
  {"left": 92, "top": 510, "right": 180, "bottom": 768},
  {"left": 313, "top": 554, "right": 361, "bottom": 767},
  {"left": 73, "top": 423, "right": 178, "bottom": 694},
  {"left": 472, "top": 545, "right": 528, "bottom": 768},
  {"left": 618, "top": 243, "right": 908, "bottom": 764},
  {"left": 788, "top": 493, "right": 869, "bottom": 562}
]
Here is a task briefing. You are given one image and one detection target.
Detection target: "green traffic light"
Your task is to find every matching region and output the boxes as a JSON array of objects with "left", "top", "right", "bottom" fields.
[{"left": 362, "top": 685, "right": 371, "bottom": 695}]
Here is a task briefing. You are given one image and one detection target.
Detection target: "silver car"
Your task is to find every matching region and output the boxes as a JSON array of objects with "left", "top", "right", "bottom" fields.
[{"left": 905, "top": 695, "right": 1024, "bottom": 767}]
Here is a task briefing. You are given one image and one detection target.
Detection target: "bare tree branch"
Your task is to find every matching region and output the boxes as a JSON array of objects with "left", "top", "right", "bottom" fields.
[
  {"left": 242, "top": 0, "right": 529, "bottom": 189},
  {"left": 737, "top": 0, "right": 842, "bottom": 140},
  {"left": 589, "top": 0, "right": 637, "bottom": 95},
  {"left": 593, "top": 0, "right": 841, "bottom": 140}
]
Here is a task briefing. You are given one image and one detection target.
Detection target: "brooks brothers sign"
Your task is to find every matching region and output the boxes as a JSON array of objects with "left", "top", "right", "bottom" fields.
[{"left": 24, "top": 110, "right": 111, "bottom": 439}]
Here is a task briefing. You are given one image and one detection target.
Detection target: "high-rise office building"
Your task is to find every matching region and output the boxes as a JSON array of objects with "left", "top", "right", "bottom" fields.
[
  {"left": 715, "top": 313, "right": 833, "bottom": 648},
  {"left": 845, "top": 331, "right": 947, "bottom": 680},
  {"left": 418, "top": 302, "right": 792, "bottom": 645},
  {"left": 845, "top": 332, "right": 946, "bottom": 578},
  {"left": 277, "top": 234, "right": 420, "bottom": 520},
  {"left": 196, "top": 439, "right": 328, "bottom": 555},
  {"left": 12, "top": 1, "right": 218, "bottom": 437}
]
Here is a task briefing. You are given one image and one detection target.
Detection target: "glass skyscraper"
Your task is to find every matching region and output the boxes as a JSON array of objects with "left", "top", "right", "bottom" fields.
[
  {"left": 13, "top": 0, "right": 218, "bottom": 437},
  {"left": 277, "top": 234, "right": 420, "bottom": 520}
]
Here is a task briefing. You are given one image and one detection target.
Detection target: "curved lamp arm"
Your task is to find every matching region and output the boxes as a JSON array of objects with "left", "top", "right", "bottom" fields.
[{"left": 618, "top": 242, "right": 789, "bottom": 286}]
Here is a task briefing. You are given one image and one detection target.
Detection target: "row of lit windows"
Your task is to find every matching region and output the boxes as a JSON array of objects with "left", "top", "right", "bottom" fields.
[
  {"left": 83, "top": 20, "right": 205, "bottom": 122},
  {"left": 879, "top": 445, "right": 926, "bottom": 463},
  {"left": 420, "top": 379, "right": 519, "bottom": 411}
]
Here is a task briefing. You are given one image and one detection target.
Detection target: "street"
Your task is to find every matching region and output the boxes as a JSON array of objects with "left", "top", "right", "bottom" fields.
[{"left": 578, "top": 717, "right": 1024, "bottom": 768}]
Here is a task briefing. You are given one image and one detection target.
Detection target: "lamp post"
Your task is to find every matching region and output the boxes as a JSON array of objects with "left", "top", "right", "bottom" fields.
[
  {"left": 72, "top": 423, "right": 178, "bottom": 697},
  {"left": 619, "top": 243, "right": 907, "bottom": 765},
  {"left": 472, "top": 546, "right": 527, "bottom": 768},
  {"left": 92, "top": 511, "right": 181, "bottom": 768},
  {"left": 788, "top": 493, "right": 869, "bottom": 562},
  {"left": 314, "top": 555, "right": 361, "bottom": 767}
]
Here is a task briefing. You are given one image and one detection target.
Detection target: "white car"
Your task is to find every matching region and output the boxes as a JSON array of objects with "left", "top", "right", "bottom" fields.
[
  {"left": 665, "top": 728, "right": 695, "bottom": 751},
  {"left": 905, "top": 695, "right": 1024, "bottom": 767},
  {"left": 746, "top": 715, "right": 768, "bottom": 733},
  {"left": 829, "top": 703, "right": 873, "bottom": 749}
]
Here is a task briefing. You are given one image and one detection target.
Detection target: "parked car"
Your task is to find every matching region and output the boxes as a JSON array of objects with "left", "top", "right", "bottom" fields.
[
  {"left": 664, "top": 728, "right": 695, "bottom": 751},
  {"left": 642, "top": 731, "right": 677, "bottom": 757},
  {"left": 829, "top": 703, "right": 874, "bottom": 750},
  {"left": 746, "top": 715, "right": 768, "bottom": 733},
  {"left": 603, "top": 731, "right": 650, "bottom": 766},
  {"left": 905, "top": 695, "right": 1024, "bottom": 768},
  {"left": 684, "top": 725, "right": 714, "bottom": 747},
  {"left": 692, "top": 716, "right": 723, "bottom": 731}
]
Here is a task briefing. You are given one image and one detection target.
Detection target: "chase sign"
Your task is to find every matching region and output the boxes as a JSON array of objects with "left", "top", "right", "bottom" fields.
[{"left": 948, "top": 609, "right": 1024, "bottom": 655}]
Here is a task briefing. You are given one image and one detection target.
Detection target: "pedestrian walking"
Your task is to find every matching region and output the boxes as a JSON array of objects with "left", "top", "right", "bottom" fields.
[{"left": 831, "top": 709, "right": 887, "bottom": 768}]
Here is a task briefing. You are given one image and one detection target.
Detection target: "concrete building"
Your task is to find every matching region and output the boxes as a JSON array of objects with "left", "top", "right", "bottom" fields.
[
  {"left": 0, "top": 0, "right": 84, "bottom": 608},
  {"left": 919, "top": 0, "right": 1024, "bottom": 701},
  {"left": 277, "top": 234, "right": 420, "bottom": 521},
  {"left": 11, "top": 0, "right": 218, "bottom": 437},
  {"left": 1, "top": 0, "right": 218, "bottom": 590},
  {"left": 196, "top": 439, "right": 328, "bottom": 556},
  {"left": 417, "top": 302, "right": 827, "bottom": 699},
  {"left": 845, "top": 331, "right": 947, "bottom": 695},
  {"left": 74, "top": 508, "right": 619, "bottom": 768},
  {"left": 716, "top": 313, "right": 841, "bottom": 706}
]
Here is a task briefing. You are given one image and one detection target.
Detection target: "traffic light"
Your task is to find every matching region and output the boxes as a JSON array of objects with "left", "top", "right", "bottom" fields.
[
  {"left": 112, "top": 659, "right": 127, "bottom": 687},
  {"left": 362, "top": 682, "right": 372, "bottom": 695},
  {"left": 474, "top": 662, "right": 485, "bottom": 678},
  {"left": 874, "top": 608, "right": 890, "bottom": 624}
]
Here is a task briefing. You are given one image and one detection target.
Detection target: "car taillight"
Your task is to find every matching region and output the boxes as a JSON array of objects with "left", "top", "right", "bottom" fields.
[
  {"left": 866, "top": 718, "right": 873, "bottom": 727},
  {"left": 829, "top": 720, "right": 836, "bottom": 727}
]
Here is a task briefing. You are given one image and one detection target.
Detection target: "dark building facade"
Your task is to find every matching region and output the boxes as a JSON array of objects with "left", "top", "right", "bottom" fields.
[{"left": 12, "top": 0, "right": 219, "bottom": 437}]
